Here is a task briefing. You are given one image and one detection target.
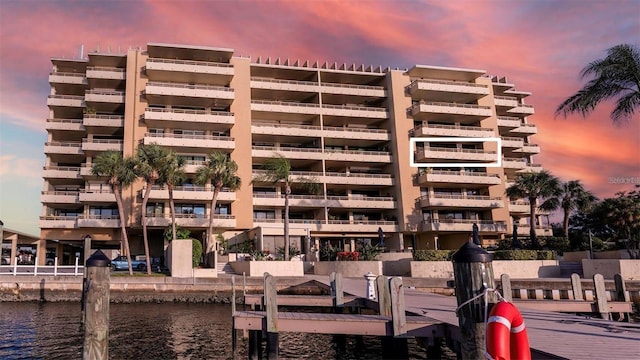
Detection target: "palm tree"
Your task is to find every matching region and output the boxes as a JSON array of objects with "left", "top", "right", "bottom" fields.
[
  {"left": 158, "top": 152, "right": 186, "bottom": 243},
  {"left": 136, "top": 144, "right": 171, "bottom": 274},
  {"left": 91, "top": 151, "right": 138, "bottom": 275},
  {"left": 506, "top": 170, "right": 562, "bottom": 248},
  {"left": 559, "top": 180, "right": 597, "bottom": 240},
  {"left": 556, "top": 44, "right": 640, "bottom": 124},
  {"left": 253, "top": 155, "right": 319, "bottom": 260},
  {"left": 194, "top": 152, "right": 241, "bottom": 268}
]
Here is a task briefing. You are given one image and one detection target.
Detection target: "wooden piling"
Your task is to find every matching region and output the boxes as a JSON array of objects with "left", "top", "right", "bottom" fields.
[
  {"left": 593, "top": 274, "right": 610, "bottom": 320},
  {"left": 389, "top": 277, "right": 408, "bottom": 359},
  {"left": 329, "top": 272, "right": 344, "bottom": 308},
  {"left": 82, "top": 250, "right": 110, "bottom": 360},
  {"left": 264, "top": 273, "right": 278, "bottom": 359},
  {"left": 614, "top": 273, "right": 630, "bottom": 322},
  {"left": 571, "top": 273, "right": 583, "bottom": 300},
  {"left": 452, "top": 241, "right": 496, "bottom": 360},
  {"left": 500, "top": 274, "right": 512, "bottom": 302},
  {"left": 376, "top": 275, "right": 391, "bottom": 316}
]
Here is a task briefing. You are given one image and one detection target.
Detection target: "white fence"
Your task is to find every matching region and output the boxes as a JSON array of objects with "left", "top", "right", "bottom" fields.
[{"left": 0, "top": 257, "right": 83, "bottom": 276}]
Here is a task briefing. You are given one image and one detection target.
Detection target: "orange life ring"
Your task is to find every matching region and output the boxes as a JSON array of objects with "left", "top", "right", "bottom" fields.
[{"left": 486, "top": 301, "right": 531, "bottom": 360}]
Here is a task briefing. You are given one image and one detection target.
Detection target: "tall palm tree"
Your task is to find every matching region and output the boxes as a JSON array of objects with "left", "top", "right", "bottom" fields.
[
  {"left": 91, "top": 151, "right": 138, "bottom": 275},
  {"left": 556, "top": 43, "right": 640, "bottom": 124},
  {"left": 506, "top": 170, "right": 562, "bottom": 248},
  {"left": 253, "top": 155, "right": 319, "bottom": 260},
  {"left": 194, "top": 152, "right": 241, "bottom": 268},
  {"left": 136, "top": 144, "right": 171, "bottom": 274},
  {"left": 158, "top": 152, "right": 186, "bottom": 243},
  {"left": 559, "top": 180, "right": 597, "bottom": 240}
]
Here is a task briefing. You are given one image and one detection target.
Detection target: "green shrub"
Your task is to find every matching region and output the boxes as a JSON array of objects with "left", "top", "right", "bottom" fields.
[
  {"left": 492, "top": 250, "right": 555, "bottom": 260},
  {"left": 542, "top": 237, "right": 571, "bottom": 254},
  {"left": 413, "top": 250, "right": 455, "bottom": 261},
  {"left": 192, "top": 239, "right": 202, "bottom": 268},
  {"left": 164, "top": 224, "right": 191, "bottom": 242},
  {"left": 319, "top": 244, "right": 338, "bottom": 261},
  {"left": 358, "top": 243, "right": 384, "bottom": 261}
]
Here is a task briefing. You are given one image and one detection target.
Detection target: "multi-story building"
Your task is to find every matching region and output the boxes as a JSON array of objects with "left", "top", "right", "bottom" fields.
[{"left": 40, "top": 43, "right": 550, "bottom": 265}]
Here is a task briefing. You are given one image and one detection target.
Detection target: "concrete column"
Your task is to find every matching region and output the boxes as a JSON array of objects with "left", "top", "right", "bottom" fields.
[
  {"left": 36, "top": 239, "right": 47, "bottom": 266},
  {"left": 9, "top": 234, "right": 18, "bottom": 265}
]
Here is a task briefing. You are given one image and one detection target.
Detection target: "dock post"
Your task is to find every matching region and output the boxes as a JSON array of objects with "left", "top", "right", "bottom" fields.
[
  {"left": 593, "top": 273, "right": 610, "bottom": 320},
  {"left": 500, "top": 274, "right": 512, "bottom": 302},
  {"left": 571, "top": 273, "right": 583, "bottom": 300},
  {"left": 231, "top": 275, "right": 236, "bottom": 360},
  {"left": 364, "top": 272, "right": 377, "bottom": 300},
  {"left": 452, "top": 240, "right": 496, "bottom": 360},
  {"left": 82, "top": 250, "right": 110, "bottom": 360},
  {"left": 264, "top": 273, "right": 278, "bottom": 359},
  {"left": 330, "top": 272, "right": 344, "bottom": 309},
  {"left": 389, "top": 277, "right": 408, "bottom": 359},
  {"left": 613, "top": 273, "right": 630, "bottom": 321}
]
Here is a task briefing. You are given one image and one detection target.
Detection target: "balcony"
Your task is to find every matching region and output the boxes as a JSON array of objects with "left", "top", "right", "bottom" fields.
[
  {"left": 77, "top": 215, "right": 120, "bottom": 228},
  {"left": 82, "top": 139, "right": 123, "bottom": 153},
  {"left": 253, "top": 193, "right": 325, "bottom": 207},
  {"left": 142, "top": 133, "right": 235, "bottom": 151},
  {"left": 145, "top": 214, "right": 236, "bottom": 228},
  {"left": 252, "top": 218, "right": 398, "bottom": 233},
  {"left": 145, "top": 186, "right": 236, "bottom": 202},
  {"left": 251, "top": 77, "right": 319, "bottom": 93},
  {"left": 320, "top": 82, "right": 386, "bottom": 98},
  {"left": 511, "top": 124, "right": 537, "bottom": 135},
  {"left": 45, "top": 118, "right": 84, "bottom": 131},
  {"left": 502, "top": 157, "right": 528, "bottom": 170},
  {"left": 47, "top": 95, "right": 84, "bottom": 108},
  {"left": 494, "top": 96, "right": 519, "bottom": 108},
  {"left": 325, "top": 195, "right": 396, "bottom": 209},
  {"left": 40, "top": 191, "right": 79, "bottom": 204},
  {"left": 497, "top": 116, "right": 521, "bottom": 128},
  {"left": 86, "top": 67, "right": 125, "bottom": 81},
  {"left": 517, "top": 225, "right": 552, "bottom": 237},
  {"left": 49, "top": 72, "right": 86, "bottom": 85},
  {"left": 79, "top": 190, "right": 115, "bottom": 203},
  {"left": 515, "top": 143, "right": 540, "bottom": 154},
  {"left": 145, "top": 82, "right": 234, "bottom": 105},
  {"left": 522, "top": 164, "right": 544, "bottom": 173},
  {"left": 501, "top": 136, "right": 524, "bottom": 148},
  {"left": 417, "top": 147, "right": 497, "bottom": 163},
  {"left": 508, "top": 201, "right": 531, "bottom": 214},
  {"left": 144, "top": 108, "right": 234, "bottom": 129},
  {"left": 417, "top": 194, "right": 504, "bottom": 208},
  {"left": 252, "top": 146, "right": 324, "bottom": 160},
  {"left": 44, "top": 142, "right": 83, "bottom": 155},
  {"left": 323, "top": 172, "right": 394, "bottom": 186},
  {"left": 407, "top": 79, "right": 489, "bottom": 102},
  {"left": 420, "top": 219, "right": 507, "bottom": 232},
  {"left": 84, "top": 90, "right": 125, "bottom": 104},
  {"left": 324, "top": 149, "right": 392, "bottom": 163},
  {"left": 40, "top": 216, "right": 78, "bottom": 229},
  {"left": 412, "top": 123, "right": 494, "bottom": 138},
  {"left": 410, "top": 101, "right": 492, "bottom": 121},
  {"left": 146, "top": 58, "right": 233, "bottom": 84},
  {"left": 509, "top": 104, "right": 535, "bottom": 116},
  {"left": 250, "top": 100, "right": 388, "bottom": 119},
  {"left": 83, "top": 114, "right": 124, "bottom": 128},
  {"left": 184, "top": 160, "right": 206, "bottom": 173},
  {"left": 417, "top": 170, "right": 501, "bottom": 186},
  {"left": 42, "top": 166, "right": 81, "bottom": 180},
  {"left": 252, "top": 121, "right": 390, "bottom": 141}
]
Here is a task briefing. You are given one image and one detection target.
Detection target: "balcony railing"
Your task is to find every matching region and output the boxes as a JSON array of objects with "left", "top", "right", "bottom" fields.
[
  {"left": 147, "top": 81, "right": 234, "bottom": 92},
  {"left": 145, "top": 132, "right": 234, "bottom": 142},
  {"left": 147, "top": 58, "right": 233, "bottom": 68}
]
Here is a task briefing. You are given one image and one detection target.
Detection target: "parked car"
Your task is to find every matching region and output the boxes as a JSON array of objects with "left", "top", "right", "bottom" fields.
[
  {"left": 111, "top": 256, "right": 147, "bottom": 271},
  {"left": 1, "top": 256, "right": 9, "bottom": 265}
]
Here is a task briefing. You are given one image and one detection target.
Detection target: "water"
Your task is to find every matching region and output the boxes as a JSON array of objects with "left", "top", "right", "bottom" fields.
[{"left": 0, "top": 302, "right": 431, "bottom": 359}]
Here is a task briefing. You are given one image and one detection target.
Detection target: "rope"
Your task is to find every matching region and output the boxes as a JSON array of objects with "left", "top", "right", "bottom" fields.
[{"left": 455, "top": 287, "right": 506, "bottom": 360}]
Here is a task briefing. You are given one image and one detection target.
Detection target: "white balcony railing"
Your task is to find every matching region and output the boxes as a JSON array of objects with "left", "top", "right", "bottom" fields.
[
  {"left": 143, "top": 133, "right": 235, "bottom": 150},
  {"left": 44, "top": 142, "right": 83, "bottom": 155},
  {"left": 421, "top": 219, "right": 507, "bottom": 232},
  {"left": 49, "top": 72, "right": 87, "bottom": 85},
  {"left": 45, "top": 118, "right": 84, "bottom": 131},
  {"left": 412, "top": 122, "right": 494, "bottom": 138},
  {"left": 81, "top": 139, "right": 123, "bottom": 152},
  {"left": 144, "top": 108, "right": 234, "bottom": 127},
  {"left": 417, "top": 170, "right": 502, "bottom": 185},
  {"left": 42, "top": 166, "right": 81, "bottom": 179},
  {"left": 417, "top": 194, "right": 504, "bottom": 208},
  {"left": 83, "top": 114, "right": 124, "bottom": 128},
  {"left": 146, "top": 58, "right": 234, "bottom": 76}
]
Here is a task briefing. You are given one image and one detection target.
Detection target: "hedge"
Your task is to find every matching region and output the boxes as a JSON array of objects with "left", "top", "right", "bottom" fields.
[
  {"left": 492, "top": 250, "right": 555, "bottom": 260},
  {"left": 413, "top": 250, "right": 455, "bottom": 261}
]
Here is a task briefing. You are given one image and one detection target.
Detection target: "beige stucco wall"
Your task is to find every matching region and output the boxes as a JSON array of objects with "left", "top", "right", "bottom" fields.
[
  {"left": 378, "top": 252, "right": 413, "bottom": 276},
  {"left": 230, "top": 260, "right": 304, "bottom": 277},
  {"left": 562, "top": 251, "right": 591, "bottom": 261},
  {"left": 313, "top": 261, "right": 383, "bottom": 277},
  {"left": 411, "top": 260, "right": 561, "bottom": 279},
  {"left": 582, "top": 259, "right": 640, "bottom": 280},
  {"left": 168, "top": 239, "right": 193, "bottom": 278}
]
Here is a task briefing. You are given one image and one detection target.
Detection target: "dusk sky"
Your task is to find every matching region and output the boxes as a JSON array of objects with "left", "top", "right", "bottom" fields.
[{"left": 0, "top": 0, "right": 638, "bottom": 235}]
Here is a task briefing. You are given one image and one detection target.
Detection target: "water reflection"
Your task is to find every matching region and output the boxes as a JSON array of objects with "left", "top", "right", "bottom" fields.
[{"left": 0, "top": 302, "right": 428, "bottom": 359}]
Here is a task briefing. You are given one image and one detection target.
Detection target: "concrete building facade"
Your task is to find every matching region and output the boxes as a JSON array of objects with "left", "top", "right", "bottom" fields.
[{"left": 41, "top": 43, "right": 550, "bottom": 263}]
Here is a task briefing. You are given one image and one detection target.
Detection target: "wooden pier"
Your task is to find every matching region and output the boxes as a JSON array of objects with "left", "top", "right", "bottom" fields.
[{"left": 232, "top": 273, "right": 640, "bottom": 359}]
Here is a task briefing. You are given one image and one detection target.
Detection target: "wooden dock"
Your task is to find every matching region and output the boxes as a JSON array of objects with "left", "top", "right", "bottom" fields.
[{"left": 233, "top": 274, "right": 640, "bottom": 359}]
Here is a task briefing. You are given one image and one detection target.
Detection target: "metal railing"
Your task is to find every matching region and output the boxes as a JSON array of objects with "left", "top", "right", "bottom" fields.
[
  {"left": 0, "top": 257, "right": 83, "bottom": 276},
  {"left": 147, "top": 81, "right": 234, "bottom": 92},
  {"left": 145, "top": 107, "right": 234, "bottom": 117},
  {"left": 147, "top": 57, "right": 233, "bottom": 68}
]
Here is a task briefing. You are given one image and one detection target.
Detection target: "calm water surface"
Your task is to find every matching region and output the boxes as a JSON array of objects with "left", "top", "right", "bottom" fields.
[{"left": 0, "top": 302, "right": 430, "bottom": 359}]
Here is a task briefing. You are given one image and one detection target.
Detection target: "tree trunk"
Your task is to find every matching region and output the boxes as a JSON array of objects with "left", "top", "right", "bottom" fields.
[
  {"left": 208, "top": 186, "right": 220, "bottom": 268},
  {"left": 168, "top": 185, "right": 177, "bottom": 241},
  {"left": 141, "top": 179, "right": 154, "bottom": 275},
  {"left": 529, "top": 197, "right": 538, "bottom": 248},
  {"left": 284, "top": 183, "right": 291, "bottom": 261},
  {"left": 563, "top": 207, "right": 570, "bottom": 241},
  {"left": 113, "top": 184, "right": 133, "bottom": 275}
]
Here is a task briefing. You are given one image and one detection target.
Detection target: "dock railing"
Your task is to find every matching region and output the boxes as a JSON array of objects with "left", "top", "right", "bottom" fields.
[{"left": 0, "top": 257, "right": 83, "bottom": 276}]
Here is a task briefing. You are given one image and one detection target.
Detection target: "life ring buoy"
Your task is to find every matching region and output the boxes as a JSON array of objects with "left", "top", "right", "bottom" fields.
[{"left": 487, "top": 301, "right": 531, "bottom": 360}]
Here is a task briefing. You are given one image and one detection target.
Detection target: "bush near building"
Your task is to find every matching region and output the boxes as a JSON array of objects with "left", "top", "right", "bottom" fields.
[{"left": 413, "top": 250, "right": 455, "bottom": 261}]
